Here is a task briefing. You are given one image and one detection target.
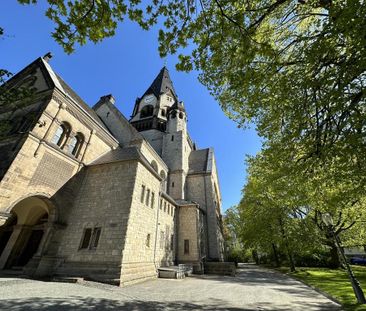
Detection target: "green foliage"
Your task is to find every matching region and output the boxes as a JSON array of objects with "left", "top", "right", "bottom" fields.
[
  {"left": 238, "top": 141, "right": 366, "bottom": 271},
  {"left": 14, "top": 1, "right": 365, "bottom": 173},
  {"left": 224, "top": 206, "right": 249, "bottom": 263}
]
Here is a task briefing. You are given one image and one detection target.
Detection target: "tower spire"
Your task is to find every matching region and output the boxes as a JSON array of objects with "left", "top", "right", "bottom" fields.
[{"left": 141, "top": 67, "right": 177, "bottom": 100}]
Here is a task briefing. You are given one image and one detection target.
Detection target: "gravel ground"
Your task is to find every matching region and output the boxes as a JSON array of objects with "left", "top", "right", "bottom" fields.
[{"left": 0, "top": 264, "right": 341, "bottom": 310}]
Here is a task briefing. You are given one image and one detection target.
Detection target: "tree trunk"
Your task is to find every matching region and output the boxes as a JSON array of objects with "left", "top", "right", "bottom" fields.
[
  {"left": 287, "top": 248, "right": 296, "bottom": 272},
  {"left": 272, "top": 243, "right": 280, "bottom": 267},
  {"left": 252, "top": 249, "right": 259, "bottom": 264},
  {"left": 328, "top": 243, "right": 341, "bottom": 269},
  {"left": 278, "top": 217, "right": 296, "bottom": 272}
]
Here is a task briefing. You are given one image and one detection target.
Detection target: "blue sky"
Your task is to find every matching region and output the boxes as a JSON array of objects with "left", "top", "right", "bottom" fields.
[{"left": 1, "top": 1, "right": 262, "bottom": 211}]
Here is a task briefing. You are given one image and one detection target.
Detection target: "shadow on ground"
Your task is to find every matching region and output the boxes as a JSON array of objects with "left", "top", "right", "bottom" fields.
[{"left": 0, "top": 297, "right": 340, "bottom": 311}]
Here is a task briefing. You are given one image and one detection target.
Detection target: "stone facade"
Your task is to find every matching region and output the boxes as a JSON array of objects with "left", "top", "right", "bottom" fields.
[{"left": 0, "top": 54, "right": 225, "bottom": 286}]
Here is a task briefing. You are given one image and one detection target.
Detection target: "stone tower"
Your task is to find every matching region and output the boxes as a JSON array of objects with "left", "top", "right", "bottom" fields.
[
  {"left": 130, "top": 67, "right": 192, "bottom": 201},
  {"left": 162, "top": 101, "right": 189, "bottom": 200},
  {"left": 130, "top": 66, "right": 178, "bottom": 155}
]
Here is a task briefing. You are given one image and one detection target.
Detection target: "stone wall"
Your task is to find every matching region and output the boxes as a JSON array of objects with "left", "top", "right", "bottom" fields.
[
  {"left": 120, "top": 161, "right": 175, "bottom": 286},
  {"left": 0, "top": 96, "right": 118, "bottom": 213},
  {"left": 177, "top": 205, "right": 199, "bottom": 263},
  {"left": 204, "top": 262, "right": 235, "bottom": 276},
  {"left": 139, "top": 130, "right": 165, "bottom": 156},
  {"left": 185, "top": 172, "right": 224, "bottom": 261},
  {"left": 51, "top": 160, "right": 137, "bottom": 283}
]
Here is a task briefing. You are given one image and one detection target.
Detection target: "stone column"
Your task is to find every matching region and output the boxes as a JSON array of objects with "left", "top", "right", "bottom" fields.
[{"left": 33, "top": 223, "right": 66, "bottom": 278}]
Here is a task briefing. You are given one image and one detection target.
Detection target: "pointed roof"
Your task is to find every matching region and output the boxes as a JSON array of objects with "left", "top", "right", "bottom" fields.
[
  {"left": 4, "top": 54, "right": 110, "bottom": 132},
  {"left": 142, "top": 66, "right": 177, "bottom": 100}
]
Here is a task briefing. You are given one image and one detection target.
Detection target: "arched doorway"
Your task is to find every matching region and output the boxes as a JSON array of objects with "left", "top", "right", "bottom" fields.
[{"left": 0, "top": 196, "right": 54, "bottom": 270}]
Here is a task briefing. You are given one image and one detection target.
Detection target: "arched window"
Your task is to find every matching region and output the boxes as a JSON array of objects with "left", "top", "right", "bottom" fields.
[
  {"left": 161, "top": 109, "right": 166, "bottom": 117},
  {"left": 179, "top": 112, "right": 184, "bottom": 119},
  {"left": 151, "top": 160, "right": 158, "bottom": 172},
  {"left": 160, "top": 170, "right": 166, "bottom": 180},
  {"left": 171, "top": 111, "right": 177, "bottom": 119},
  {"left": 69, "top": 133, "right": 84, "bottom": 157},
  {"left": 140, "top": 105, "right": 154, "bottom": 118},
  {"left": 51, "top": 123, "right": 70, "bottom": 147},
  {"left": 160, "top": 170, "right": 167, "bottom": 192}
]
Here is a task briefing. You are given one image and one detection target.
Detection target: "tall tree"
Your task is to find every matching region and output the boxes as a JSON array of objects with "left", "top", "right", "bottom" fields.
[{"left": 15, "top": 0, "right": 365, "bottom": 182}]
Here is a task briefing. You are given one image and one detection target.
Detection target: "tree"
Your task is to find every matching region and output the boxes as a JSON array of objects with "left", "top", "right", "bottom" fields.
[
  {"left": 240, "top": 151, "right": 325, "bottom": 271},
  {"left": 240, "top": 142, "right": 366, "bottom": 270},
  {"left": 223, "top": 206, "right": 248, "bottom": 263},
  {"left": 15, "top": 0, "right": 365, "bottom": 201}
]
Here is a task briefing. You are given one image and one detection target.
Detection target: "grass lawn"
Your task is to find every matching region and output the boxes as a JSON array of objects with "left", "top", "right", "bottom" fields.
[{"left": 278, "top": 266, "right": 366, "bottom": 311}]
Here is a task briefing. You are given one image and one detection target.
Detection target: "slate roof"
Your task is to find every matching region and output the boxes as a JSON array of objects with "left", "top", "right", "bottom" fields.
[
  {"left": 142, "top": 66, "right": 177, "bottom": 100},
  {"left": 188, "top": 148, "right": 209, "bottom": 173},
  {"left": 3, "top": 56, "right": 112, "bottom": 133},
  {"left": 90, "top": 147, "right": 140, "bottom": 166},
  {"left": 53, "top": 73, "right": 109, "bottom": 131}
]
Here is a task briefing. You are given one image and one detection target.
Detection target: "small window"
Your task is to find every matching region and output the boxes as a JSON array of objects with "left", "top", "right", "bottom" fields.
[
  {"left": 145, "top": 189, "right": 150, "bottom": 206},
  {"left": 79, "top": 227, "right": 101, "bottom": 250},
  {"left": 172, "top": 182, "right": 175, "bottom": 188},
  {"left": 170, "top": 234, "right": 174, "bottom": 250},
  {"left": 140, "top": 105, "right": 154, "bottom": 118},
  {"left": 146, "top": 234, "right": 151, "bottom": 247},
  {"left": 179, "top": 112, "right": 184, "bottom": 119},
  {"left": 160, "top": 198, "right": 163, "bottom": 210},
  {"left": 184, "top": 239, "right": 190, "bottom": 254},
  {"left": 151, "top": 192, "right": 155, "bottom": 209},
  {"left": 80, "top": 228, "right": 92, "bottom": 249},
  {"left": 161, "top": 109, "right": 166, "bottom": 117},
  {"left": 167, "top": 204, "right": 170, "bottom": 215},
  {"left": 140, "top": 185, "right": 146, "bottom": 203},
  {"left": 171, "top": 135, "right": 174, "bottom": 141},
  {"left": 69, "top": 133, "right": 84, "bottom": 157},
  {"left": 68, "top": 136, "right": 78, "bottom": 154},
  {"left": 52, "top": 123, "right": 69, "bottom": 146},
  {"left": 90, "top": 227, "right": 101, "bottom": 249},
  {"left": 164, "top": 201, "right": 167, "bottom": 212},
  {"left": 151, "top": 160, "right": 158, "bottom": 172}
]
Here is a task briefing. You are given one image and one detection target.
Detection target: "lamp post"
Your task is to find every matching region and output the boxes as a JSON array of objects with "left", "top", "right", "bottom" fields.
[{"left": 321, "top": 213, "right": 366, "bottom": 304}]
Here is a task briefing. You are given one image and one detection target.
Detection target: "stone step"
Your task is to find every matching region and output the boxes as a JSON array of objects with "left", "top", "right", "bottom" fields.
[{"left": 158, "top": 268, "right": 185, "bottom": 279}]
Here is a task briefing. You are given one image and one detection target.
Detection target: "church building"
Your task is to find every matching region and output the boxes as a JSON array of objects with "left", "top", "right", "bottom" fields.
[{"left": 0, "top": 54, "right": 225, "bottom": 286}]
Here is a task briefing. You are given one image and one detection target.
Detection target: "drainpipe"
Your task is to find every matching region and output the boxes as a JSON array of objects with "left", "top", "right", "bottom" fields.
[
  {"left": 175, "top": 206, "right": 179, "bottom": 265},
  {"left": 203, "top": 175, "right": 210, "bottom": 261},
  {"left": 153, "top": 179, "right": 163, "bottom": 269},
  {"left": 78, "top": 129, "right": 95, "bottom": 171}
]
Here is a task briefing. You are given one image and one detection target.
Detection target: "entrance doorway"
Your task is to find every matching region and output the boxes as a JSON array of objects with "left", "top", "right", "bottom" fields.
[{"left": 0, "top": 197, "right": 53, "bottom": 270}]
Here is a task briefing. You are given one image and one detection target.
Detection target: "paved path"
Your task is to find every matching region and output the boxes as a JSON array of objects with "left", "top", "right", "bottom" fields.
[{"left": 0, "top": 264, "right": 341, "bottom": 310}]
